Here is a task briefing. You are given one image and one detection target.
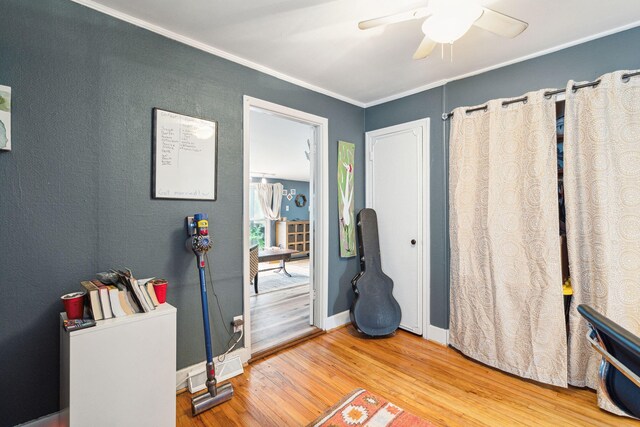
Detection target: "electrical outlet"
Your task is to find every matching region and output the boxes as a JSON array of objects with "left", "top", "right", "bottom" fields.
[
  {"left": 285, "top": 205, "right": 289, "bottom": 211},
  {"left": 232, "top": 315, "right": 244, "bottom": 333}
]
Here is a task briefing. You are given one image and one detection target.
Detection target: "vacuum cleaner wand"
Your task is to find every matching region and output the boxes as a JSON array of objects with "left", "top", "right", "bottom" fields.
[{"left": 186, "top": 213, "right": 234, "bottom": 416}]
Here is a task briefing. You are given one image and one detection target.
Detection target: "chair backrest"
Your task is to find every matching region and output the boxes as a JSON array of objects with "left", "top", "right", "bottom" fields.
[
  {"left": 577, "top": 304, "right": 640, "bottom": 418},
  {"left": 249, "top": 244, "right": 259, "bottom": 280}
]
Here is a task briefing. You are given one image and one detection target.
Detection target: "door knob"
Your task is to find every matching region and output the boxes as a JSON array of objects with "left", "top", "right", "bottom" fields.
[{"left": 411, "top": 239, "right": 417, "bottom": 245}]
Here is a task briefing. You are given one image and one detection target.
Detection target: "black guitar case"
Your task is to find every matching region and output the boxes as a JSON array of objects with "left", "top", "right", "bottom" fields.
[{"left": 349, "top": 208, "right": 402, "bottom": 336}]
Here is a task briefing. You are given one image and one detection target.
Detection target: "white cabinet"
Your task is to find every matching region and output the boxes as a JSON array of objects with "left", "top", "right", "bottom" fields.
[{"left": 60, "top": 304, "right": 177, "bottom": 427}]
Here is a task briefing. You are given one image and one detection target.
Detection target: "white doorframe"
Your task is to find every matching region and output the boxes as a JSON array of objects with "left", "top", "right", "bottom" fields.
[
  {"left": 365, "top": 118, "right": 430, "bottom": 340},
  {"left": 242, "top": 96, "right": 329, "bottom": 357}
]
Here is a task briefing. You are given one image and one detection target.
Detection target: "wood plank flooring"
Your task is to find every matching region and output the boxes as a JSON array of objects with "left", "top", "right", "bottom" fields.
[
  {"left": 177, "top": 327, "right": 638, "bottom": 426},
  {"left": 250, "top": 283, "right": 317, "bottom": 353}
]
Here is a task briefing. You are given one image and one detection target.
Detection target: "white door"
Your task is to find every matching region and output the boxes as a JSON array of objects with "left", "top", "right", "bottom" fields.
[{"left": 365, "top": 119, "right": 429, "bottom": 335}]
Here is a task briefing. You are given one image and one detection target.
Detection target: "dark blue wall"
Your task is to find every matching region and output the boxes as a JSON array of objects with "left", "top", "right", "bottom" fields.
[
  {"left": 0, "top": 1, "right": 363, "bottom": 425},
  {"left": 277, "top": 179, "right": 310, "bottom": 222},
  {"left": 365, "top": 26, "right": 640, "bottom": 330}
]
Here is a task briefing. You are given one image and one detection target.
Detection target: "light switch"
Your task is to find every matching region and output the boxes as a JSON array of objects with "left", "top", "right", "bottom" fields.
[{"left": 285, "top": 205, "right": 289, "bottom": 211}]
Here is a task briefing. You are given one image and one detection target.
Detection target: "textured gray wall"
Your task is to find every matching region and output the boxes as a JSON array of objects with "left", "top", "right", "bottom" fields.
[
  {"left": 365, "top": 26, "right": 640, "bottom": 330},
  {"left": 0, "top": 1, "right": 363, "bottom": 425}
]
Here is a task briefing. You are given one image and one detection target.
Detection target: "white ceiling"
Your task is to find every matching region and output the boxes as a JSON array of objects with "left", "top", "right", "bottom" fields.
[
  {"left": 78, "top": 0, "right": 640, "bottom": 106},
  {"left": 249, "top": 110, "right": 313, "bottom": 182}
]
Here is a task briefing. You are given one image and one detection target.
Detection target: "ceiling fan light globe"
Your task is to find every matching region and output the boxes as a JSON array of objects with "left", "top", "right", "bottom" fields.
[
  {"left": 422, "top": 0, "right": 483, "bottom": 43},
  {"left": 421, "top": 15, "right": 471, "bottom": 44}
]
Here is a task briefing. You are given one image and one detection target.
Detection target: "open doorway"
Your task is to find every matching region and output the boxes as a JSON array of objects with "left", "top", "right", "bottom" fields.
[{"left": 243, "top": 97, "right": 328, "bottom": 358}]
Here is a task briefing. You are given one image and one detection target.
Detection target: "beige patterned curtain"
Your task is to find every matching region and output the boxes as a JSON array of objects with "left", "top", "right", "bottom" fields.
[
  {"left": 565, "top": 70, "right": 640, "bottom": 413},
  {"left": 449, "top": 90, "right": 568, "bottom": 387}
]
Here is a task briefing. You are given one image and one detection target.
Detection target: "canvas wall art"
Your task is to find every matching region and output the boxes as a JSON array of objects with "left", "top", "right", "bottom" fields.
[
  {"left": 338, "top": 140, "right": 355, "bottom": 258},
  {"left": 0, "top": 85, "right": 11, "bottom": 151}
]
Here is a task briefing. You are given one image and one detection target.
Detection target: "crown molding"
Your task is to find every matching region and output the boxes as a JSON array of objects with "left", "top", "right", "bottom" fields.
[
  {"left": 436, "top": 20, "right": 640, "bottom": 92},
  {"left": 71, "top": 0, "right": 366, "bottom": 107},
  {"left": 70, "top": 1, "right": 640, "bottom": 110},
  {"left": 363, "top": 79, "right": 448, "bottom": 108}
]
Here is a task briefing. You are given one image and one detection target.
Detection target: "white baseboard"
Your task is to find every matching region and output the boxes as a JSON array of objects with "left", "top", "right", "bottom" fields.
[
  {"left": 325, "top": 310, "right": 350, "bottom": 330},
  {"left": 175, "top": 346, "right": 250, "bottom": 391},
  {"left": 427, "top": 325, "right": 449, "bottom": 346}
]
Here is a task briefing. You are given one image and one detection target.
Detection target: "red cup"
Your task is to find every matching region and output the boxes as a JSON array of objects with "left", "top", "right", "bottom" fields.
[
  {"left": 152, "top": 280, "right": 168, "bottom": 304},
  {"left": 61, "top": 291, "right": 85, "bottom": 320}
]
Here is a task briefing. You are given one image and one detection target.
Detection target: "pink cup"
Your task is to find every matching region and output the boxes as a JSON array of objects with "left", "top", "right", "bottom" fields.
[
  {"left": 152, "top": 280, "right": 168, "bottom": 304},
  {"left": 61, "top": 291, "right": 85, "bottom": 320}
]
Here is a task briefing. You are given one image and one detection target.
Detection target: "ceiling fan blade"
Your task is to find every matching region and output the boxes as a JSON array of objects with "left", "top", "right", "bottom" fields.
[
  {"left": 358, "top": 7, "right": 430, "bottom": 30},
  {"left": 473, "top": 7, "right": 528, "bottom": 38},
  {"left": 413, "top": 37, "right": 437, "bottom": 60}
]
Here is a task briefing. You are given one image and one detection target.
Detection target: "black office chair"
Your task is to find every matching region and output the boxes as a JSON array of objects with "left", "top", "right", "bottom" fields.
[{"left": 577, "top": 304, "right": 640, "bottom": 418}]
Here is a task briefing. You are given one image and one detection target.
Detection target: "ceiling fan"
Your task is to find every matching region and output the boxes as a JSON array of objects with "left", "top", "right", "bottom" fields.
[{"left": 358, "top": 0, "right": 528, "bottom": 60}]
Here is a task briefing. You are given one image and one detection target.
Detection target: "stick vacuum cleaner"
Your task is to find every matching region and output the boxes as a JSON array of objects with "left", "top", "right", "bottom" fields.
[{"left": 186, "top": 213, "right": 234, "bottom": 416}]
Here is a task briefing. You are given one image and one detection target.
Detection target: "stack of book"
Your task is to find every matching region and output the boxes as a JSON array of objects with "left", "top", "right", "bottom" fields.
[{"left": 81, "top": 270, "right": 163, "bottom": 321}]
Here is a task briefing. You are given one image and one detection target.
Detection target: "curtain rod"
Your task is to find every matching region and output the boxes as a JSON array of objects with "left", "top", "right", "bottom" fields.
[{"left": 442, "top": 71, "right": 640, "bottom": 121}]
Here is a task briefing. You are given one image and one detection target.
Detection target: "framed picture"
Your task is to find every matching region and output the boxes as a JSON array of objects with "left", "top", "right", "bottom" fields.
[
  {"left": 282, "top": 189, "right": 288, "bottom": 196},
  {"left": 295, "top": 194, "right": 307, "bottom": 207},
  {"left": 290, "top": 189, "right": 296, "bottom": 195},
  {"left": 152, "top": 108, "right": 218, "bottom": 200},
  {"left": 338, "top": 140, "right": 356, "bottom": 257}
]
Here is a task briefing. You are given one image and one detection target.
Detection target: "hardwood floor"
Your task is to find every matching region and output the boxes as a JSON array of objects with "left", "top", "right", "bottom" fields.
[
  {"left": 177, "top": 327, "right": 637, "bottom": 426},
  {"left": 250, "top": 283, "right": 317, "bottom": 353}
]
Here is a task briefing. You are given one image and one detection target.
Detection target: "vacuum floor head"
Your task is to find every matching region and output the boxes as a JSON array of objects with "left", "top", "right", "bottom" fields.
[{"left": 191, "top": 382, "right": 234, "bottom": 416}]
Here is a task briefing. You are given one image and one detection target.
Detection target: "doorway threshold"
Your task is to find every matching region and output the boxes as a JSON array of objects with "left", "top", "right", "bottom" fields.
[{"left": 249, "top": 327, "right": 324, "bottom": 363}]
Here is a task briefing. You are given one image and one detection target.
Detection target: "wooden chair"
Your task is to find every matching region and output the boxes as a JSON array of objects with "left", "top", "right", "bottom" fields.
[{"left": 249, "top": 244, "right": 259, "bottom": 293}]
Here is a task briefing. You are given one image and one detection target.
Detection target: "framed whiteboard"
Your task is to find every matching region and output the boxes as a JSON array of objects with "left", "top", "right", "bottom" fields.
[{"left": 152, "top": 108, "right": 218, "bottom": 200}]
